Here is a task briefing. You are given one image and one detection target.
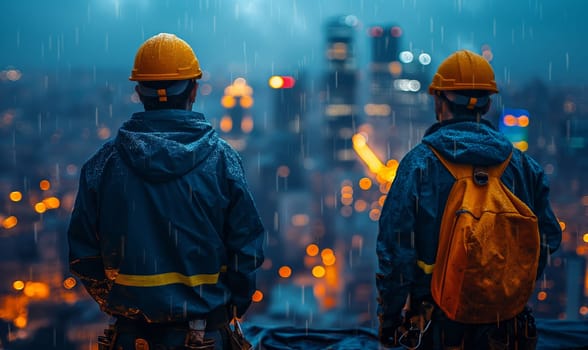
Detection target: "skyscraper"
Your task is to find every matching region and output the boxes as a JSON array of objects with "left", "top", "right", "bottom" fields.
[{"left": 323, "top": 15, "right": 361, "bottom": 168}]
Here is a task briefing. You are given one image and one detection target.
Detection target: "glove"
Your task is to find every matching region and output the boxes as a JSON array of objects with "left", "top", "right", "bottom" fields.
[{"left": 378, "top": 325, "right": 399, "bottom": 348}]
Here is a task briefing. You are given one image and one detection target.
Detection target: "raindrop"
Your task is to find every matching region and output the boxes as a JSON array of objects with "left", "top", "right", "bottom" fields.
[
  {"left": 273, "top": 211, "right": 279, "bottom": 231},
  {"left": 34, "top": 222, "right": 38, "bottom": 243},
  {"left": 301, "top": 285, "right": 305, "bottom": 305},
  {"left": 440, "top": 26, "right": 444, "bottom": 44}
]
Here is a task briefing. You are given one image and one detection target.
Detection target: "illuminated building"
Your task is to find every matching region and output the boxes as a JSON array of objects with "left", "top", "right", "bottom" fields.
[
  {"left": 364, "top": 24, "right": 434, "bottom": 160},
  {"left": 268, "top": 74, "right": 306, "bottom": 190},
  {"left": 323, "top": 15, "right": 361, "bottom": 168},
  {"left": 219, "top": 77, "right": 255, "bottom": 151},
  {"left": 499, "top": 108, "right": 531, "bottom": 152}
]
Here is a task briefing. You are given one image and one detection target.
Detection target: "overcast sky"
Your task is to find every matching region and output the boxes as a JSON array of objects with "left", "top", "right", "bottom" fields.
[{"left": 2, "top": 0, "right": 587, "bottom": 86}]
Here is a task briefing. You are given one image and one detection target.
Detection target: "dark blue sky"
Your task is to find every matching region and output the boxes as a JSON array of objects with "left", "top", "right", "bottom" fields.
[{"left": 2, "top": 0, "right": 587, "bottom": 86}]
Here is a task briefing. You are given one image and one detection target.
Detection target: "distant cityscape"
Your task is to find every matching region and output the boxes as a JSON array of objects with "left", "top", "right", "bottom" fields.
[{"left": 0, "top": 15, "right": 587, "bottom": 349}]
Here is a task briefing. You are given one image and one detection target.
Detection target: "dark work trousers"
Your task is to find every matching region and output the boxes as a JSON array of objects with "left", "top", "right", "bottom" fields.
[
  {"left": 409, "top": 306, "right": 537, "bottom": 350},
  {"left": 108, "top": 318, "right": 233, "bottom": 350}
]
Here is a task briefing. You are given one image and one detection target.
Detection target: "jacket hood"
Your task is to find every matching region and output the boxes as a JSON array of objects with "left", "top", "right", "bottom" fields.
[
  {"left": 115, "top": 110, "right": 217, "bottom": 182},
  {"left": 422, "top": 118, "right": 513, "bottom": 166}
]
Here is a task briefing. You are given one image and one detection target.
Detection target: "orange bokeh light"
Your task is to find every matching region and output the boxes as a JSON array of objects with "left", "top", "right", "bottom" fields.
[
  {"left": 306, "top": 244, "right": 319, "bottom": 257},
  {"left": 503, "top": 115, "right": 517, "bottom": 127},
  {"left": 278, "top": 266, "right": 292, "bottom": 278},
  {"left": 537, "top": 291, "right": 547, "bottom": 301},
  {"left": 219, "top": 116, "right": 233, "bottom": 133},
  {"left": 369, "top": 208, "right": 381, "bottom": 221},
  {"left": 313, "top": 284, "right": 326, "bottom": 298},
  {"left": 12, "top": 280, "right": 25, "bottom": 291},
  {"left": 321, "top": 248, "right": 334, "bottom": 259},
  {"left": 354, "top": 200, "right": 368, "bottom": 212},
  {"left": 241, "top": 116, "right": 254, "bottom": 133},
  {"left": 221, "top": 95, "right": 236, "bottom": 109},
  {"left": 9, "top": 191, "right": 22, "bottom": 202},
  {"left": 14, "top": 315, "right": 27, "bottom": 328},
  {"left": 312, "top": 266, "right": 326, "bottom": 278},
  {"left": 2, "top": 216, "right": 18, "bottom": 229},
  {"left": 251, "top": 290, "right": 263, "bottom": 302},
  {"left": 518, "top": 115, "right": 530, "bottom": 127},
  {"left": 63, "top": 277, "right": 77, "bottom": 290},
  {"left": 277, "top": 166, "right": 290, "bottom": 178},
  {"left": 43, "top": 197, "right": 61, "bottom": 209},
  {"left": 358, "top": 177, "right": 372, "bottom": 190},
  {"left": 23, "top": 281, "right": 50, "bottom": 299},
  {"left": 34, "top": 202, "right": 47, "bottom": 214},
  {"left": 39, "top": 179, "right": 51, "bottom": 191},
  {"left": 239, "top": 95, "right": 254, "bottom": 109},
  {"left": 322, "top": 254, "right": 336, "bottom": 266}
]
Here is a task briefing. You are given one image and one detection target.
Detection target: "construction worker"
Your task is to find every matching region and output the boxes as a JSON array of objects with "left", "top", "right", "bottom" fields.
[
  {"left": 376, "top": 50, "right": 562, "bottom": 349},
  {"left": 68, "top": 33, "right": 265, "bottom": 350}
]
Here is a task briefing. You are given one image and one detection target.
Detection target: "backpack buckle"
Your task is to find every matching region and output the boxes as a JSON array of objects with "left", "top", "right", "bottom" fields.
[{"left": 473, "top": 167, "right": 489, "bottom": 186}]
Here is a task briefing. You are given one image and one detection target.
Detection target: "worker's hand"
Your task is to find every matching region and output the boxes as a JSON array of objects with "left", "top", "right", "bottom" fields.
[{"left": 378, "top": 325, "right": 399, "bottom": 348}]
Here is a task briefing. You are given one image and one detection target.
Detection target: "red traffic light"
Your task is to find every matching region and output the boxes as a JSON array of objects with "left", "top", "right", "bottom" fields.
[
  {"left": 390, "top": 26, "right": 402, "bottom": 37},
  {"left": 369, "top": 26, "right": 384, "bottom": 37},
  {"left": 269, "top": 75, "right": 296, "bottom": 89}
]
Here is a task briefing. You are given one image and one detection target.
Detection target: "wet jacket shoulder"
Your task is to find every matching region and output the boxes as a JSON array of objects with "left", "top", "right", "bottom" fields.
[
  {"left": 376, "top": 118, "right": 561, "bottom": 327},
  {"left": 68, "top": 110, "right": 265, "bottom": 322}
]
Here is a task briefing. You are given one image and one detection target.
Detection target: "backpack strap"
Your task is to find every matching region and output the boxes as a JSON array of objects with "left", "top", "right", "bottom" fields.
[
  {"left": 427, "top": 145, "right": 513, "bottom": 179},
  {"left": 486, "top": 152, "right": 513, "bottom": 178},
  {"left": 428, "top": 146, "right": 471, "bottom": 179}
]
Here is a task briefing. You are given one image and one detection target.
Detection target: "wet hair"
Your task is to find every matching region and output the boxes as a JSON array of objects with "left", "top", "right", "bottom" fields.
[
  {"left": 440, "top": 90, "right": 492, "bottom": 117},
  {"left": 137, "top": 79, "right": 196, "bottom": 110}
]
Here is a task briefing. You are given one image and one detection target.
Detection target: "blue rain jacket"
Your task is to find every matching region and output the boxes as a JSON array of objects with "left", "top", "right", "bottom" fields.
[
  {"left": 376, "top": 118, "right": 562, "bottom": 328},
  {"left": 68, "top": 110, "right": 265, "bottom": 322}
]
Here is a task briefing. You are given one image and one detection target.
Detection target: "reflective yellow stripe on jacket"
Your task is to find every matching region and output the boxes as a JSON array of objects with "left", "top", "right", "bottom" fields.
[
  {"left": 115, "top": 266, "right": 227, "bottom": 287},
  {"left": 417, "top": 260, "right": 435, "bottom": 275}
]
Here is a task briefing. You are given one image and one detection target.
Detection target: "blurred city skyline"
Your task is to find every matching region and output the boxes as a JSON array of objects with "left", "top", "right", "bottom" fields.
[
  {"left": 2, "top": 0, "right": 588, "bottom": 86},
  {"left": 1, "top": 1, "right": 588, "bottom": 348}
]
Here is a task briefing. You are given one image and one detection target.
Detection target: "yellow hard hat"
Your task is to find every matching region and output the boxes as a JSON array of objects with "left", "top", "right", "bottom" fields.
[
  {"left": 129, "top": 33, "right": 202, "bottom": 81},
  {"left": 428, "top": 50, "right": 498, "bottom": 95}
]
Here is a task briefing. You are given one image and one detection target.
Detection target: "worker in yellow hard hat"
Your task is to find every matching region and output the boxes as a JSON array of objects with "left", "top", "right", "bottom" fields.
[
  {"left": 428, "top": 49, "right": 498, "bottom": 121},
  {"left": 68, "top": 33, "right": 264, "bottom": 350},
  {"left": 129, "top": 32, "right": 203, "bottom": 110},
  {"left": 376, "top": 50, "right": 561, "bottom": 349}
]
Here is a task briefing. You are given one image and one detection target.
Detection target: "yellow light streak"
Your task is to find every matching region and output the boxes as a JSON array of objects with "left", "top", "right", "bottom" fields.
[{"left": 352, "top": 133, "right": 397, "bottom": 183}]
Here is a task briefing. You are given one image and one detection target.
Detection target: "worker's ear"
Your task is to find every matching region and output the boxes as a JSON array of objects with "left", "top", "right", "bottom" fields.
[
  {"left": 434, "top": 95, "right": 443, "bottom": 121},
  {"left": 189, "top": 82, "right": 198, "bottom": 103},
  {"left": 482, "top": 99, "right": 492, "bottom": 114},
  {"left": 134, "top": 85, "right": 145, "bottom": 104}
]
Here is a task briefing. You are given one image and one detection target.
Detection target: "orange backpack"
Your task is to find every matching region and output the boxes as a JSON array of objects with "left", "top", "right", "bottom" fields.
[{"left": 429, "top": 146, "right": 540, "bottom": 324}]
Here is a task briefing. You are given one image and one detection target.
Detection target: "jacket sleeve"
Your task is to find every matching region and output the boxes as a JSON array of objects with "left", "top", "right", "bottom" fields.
[
  {"left": 224, "top": 163, "right": 265, "bottom": 318},
  {"left": 376, "top": 157, "right": 419, "bottom": 328},
  {"left": 67, "top": 165, "right": 110, "bottom": 308},
  {"left": 531, "top": 164, "right": 562, "bottom": 279}
]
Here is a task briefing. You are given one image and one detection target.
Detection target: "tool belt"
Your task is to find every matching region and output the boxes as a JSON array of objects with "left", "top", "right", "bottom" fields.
[
  {"left": 394, "top": 300, "right": 435, "bottom": 349},
  {"left": 393, "top": 302, "right": 537, "bottom": 350},
  {"left": 98, "top": 306, "right": 229, "bottom": 350}
]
